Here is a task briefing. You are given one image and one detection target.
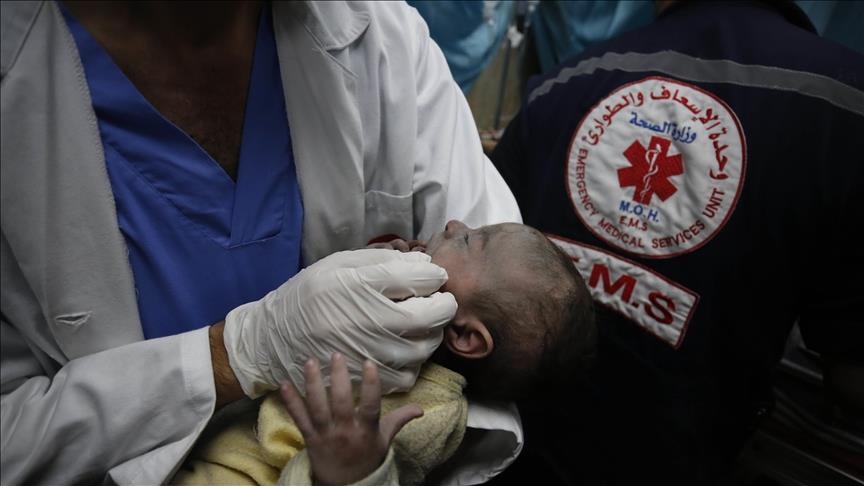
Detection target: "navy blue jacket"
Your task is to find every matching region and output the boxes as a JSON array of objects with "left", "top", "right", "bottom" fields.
[{"left": 491, "top": 1, "right": 863, "bottom": 483}]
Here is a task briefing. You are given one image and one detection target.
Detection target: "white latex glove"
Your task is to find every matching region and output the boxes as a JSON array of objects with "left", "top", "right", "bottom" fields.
[{"left": 223, "top": 249, "right": 457, "bottom": 398}]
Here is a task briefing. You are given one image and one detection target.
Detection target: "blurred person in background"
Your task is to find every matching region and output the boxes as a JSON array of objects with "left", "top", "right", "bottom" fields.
[{"left": 488, "top": 0, "right": 863, "bottom": 484}]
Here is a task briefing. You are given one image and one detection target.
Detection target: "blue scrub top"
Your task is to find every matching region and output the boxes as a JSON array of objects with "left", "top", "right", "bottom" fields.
[{"left": 63, "top": 6, "right": 304, "bottom": 339}]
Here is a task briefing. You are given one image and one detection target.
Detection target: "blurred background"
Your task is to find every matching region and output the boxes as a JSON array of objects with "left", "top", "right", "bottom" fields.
[
  {"left": 408, "top": 1, "right": 864, "bottom": 484},
  {"left": 408, "top": 0, "right": 864, "bottom": 154}
]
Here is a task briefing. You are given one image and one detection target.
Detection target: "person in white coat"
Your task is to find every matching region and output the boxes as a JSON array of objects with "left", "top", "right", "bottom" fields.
[{"left": 0, "top": 1, "right": 523, "bottom": 484}]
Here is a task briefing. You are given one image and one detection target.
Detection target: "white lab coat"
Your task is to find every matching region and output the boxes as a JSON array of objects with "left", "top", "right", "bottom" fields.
[{"left": 0, "top": 1, "right": 522, "bottom": 484}]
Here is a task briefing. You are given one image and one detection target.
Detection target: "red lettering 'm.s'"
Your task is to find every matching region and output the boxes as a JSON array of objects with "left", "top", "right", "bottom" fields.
[
  {"left": 645, "top": 291, "right": 675, "bottom": 325},
  {"left": 589, "top": 264, "right": 636, "bottom": 303}
]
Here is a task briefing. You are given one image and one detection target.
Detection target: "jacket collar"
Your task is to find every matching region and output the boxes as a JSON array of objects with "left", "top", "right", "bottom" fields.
[
  {"left": 271, "top": 1, "right": 367, "bottom": 264},
  {"left": 293, "top": 0, "right": 371, "bottom": 51},
  {"left": 1, "top": 1, "right": 43, "bottom": 79}
]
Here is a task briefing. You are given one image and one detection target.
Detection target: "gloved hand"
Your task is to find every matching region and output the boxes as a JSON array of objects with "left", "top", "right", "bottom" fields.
[{"left": 223, "top": 249, "right": 457, "bottom": 398}]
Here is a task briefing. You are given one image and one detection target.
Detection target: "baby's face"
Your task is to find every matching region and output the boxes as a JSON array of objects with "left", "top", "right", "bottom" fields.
[{"left": 425, "top": 220, "right": 537, "bottom": 306}]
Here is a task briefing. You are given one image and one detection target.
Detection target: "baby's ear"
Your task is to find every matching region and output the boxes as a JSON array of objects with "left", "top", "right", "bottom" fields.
[{"left": 444, "top": 311, "right": 493, "bottom": 359}]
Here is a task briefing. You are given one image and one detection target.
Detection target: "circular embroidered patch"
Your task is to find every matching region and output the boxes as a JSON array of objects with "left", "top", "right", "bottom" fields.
[{"left": 566, "top": 76, "right": 746, "bottom": 258}]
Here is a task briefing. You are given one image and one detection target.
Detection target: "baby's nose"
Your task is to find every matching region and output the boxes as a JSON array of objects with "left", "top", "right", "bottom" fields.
[{"left": 444, "top": 219, "right": 467, "bottom": 237}]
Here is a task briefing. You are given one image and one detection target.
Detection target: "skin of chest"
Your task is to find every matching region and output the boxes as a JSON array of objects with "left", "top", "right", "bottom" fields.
[
  {"left": 122, "top": 56, "right": 251, "bottom": 180},
  {"left": 63, "top": 1, "right": 263, "bottom": 180}
]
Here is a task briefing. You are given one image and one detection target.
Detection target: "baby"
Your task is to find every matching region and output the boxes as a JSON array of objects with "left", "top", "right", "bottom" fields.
[
  {"left": 391, "top": 220, "right": 596, "bottom": 400},
  {"left": 176, "top": 221, "right": 596, "bottom": 485}
]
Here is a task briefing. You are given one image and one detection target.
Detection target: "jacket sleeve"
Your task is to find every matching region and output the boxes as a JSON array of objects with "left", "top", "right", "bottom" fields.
[
  {"left": 401, "top": 3, "right": 522, "bottom": 239},
  {"left": 277, "top": 448, "right": 399, "bottom": 486},
  {"left": 0, "top": 320, "right": 216, "bottom": 485}
]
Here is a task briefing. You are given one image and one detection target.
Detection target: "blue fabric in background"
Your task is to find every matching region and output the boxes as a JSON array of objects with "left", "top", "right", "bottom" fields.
[
  {"left": 531, "top": 1, "right": 654, "bottom": 73},
  {"left": 529, "top": 0, "right": 864, "bottom": 72},
  {"left": 412, "top": 1, "right": 864, "bottom": 93},
  {"left": 796, "top": 0, "right": 864, "bottom": 54},
  {"left": 409, "top": 0, "right": 513, "bottom": 93}
]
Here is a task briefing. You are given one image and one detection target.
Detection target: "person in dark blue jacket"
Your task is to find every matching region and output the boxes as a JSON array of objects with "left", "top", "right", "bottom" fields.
[{"left": 488, "top": 1, "right": 863, "bottom": 484}]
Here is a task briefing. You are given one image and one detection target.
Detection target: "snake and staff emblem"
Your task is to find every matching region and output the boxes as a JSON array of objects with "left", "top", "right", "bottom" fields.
[{"left": 618, "top": 135, "right": 684, "bottom": 205}]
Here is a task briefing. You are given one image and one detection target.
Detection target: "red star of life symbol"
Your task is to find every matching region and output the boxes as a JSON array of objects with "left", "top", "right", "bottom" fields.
[{"left": 618, "top": 136, "right": 684, "bottom": 205}]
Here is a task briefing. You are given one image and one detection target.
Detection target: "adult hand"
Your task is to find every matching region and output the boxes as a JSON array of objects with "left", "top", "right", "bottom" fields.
[
  {"left": 281, "top": 354, "right": 422, "bottom": 486},
  {"left": 222, "top": 249, "right": 456, "bottom": 398}
]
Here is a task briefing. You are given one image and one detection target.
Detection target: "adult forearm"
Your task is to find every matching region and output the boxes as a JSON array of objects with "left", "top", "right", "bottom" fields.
[{"left": 210, "top": 321, "right": 245, "bottom": 408}]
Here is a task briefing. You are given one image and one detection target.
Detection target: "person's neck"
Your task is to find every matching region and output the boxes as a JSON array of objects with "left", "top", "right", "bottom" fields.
[{"left": 62, "top": 1, "right": 263, "bottom": 49}]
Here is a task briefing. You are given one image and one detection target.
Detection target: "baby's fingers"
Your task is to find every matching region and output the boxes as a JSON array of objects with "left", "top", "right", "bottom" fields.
[
  {"left": 304, "top": 358, "right": 331, "bottom": 429},
  {"left": 379, "top": 404, "right": 423, "bottom": 445},
  {"left": 280, "top": 381, "right": 315, "bottom": 439},
  {"left": 330, "top": 353, "right": 354, "bottom": 424},
  {"left": 358, "top": 360, "right": 382, "bottom": 426}
]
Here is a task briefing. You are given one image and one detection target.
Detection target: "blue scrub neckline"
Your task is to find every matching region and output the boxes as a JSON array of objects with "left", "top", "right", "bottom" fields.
[{"left": 61, "top": 3, "right": 295, "bottom": 248}]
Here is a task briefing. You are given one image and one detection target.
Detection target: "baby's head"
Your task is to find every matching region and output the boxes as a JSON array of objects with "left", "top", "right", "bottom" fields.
[{"left": 425, "top": 220, "right": 596, "bottom": 400}]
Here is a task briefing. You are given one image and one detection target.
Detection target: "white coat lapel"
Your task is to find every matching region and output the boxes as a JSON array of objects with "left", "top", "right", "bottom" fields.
[
  {"left": 272, "top": 1, "right": 369, "bottom": 264},
  {"left": 0, "top": 1, "right": 143, "bottom": 360}
]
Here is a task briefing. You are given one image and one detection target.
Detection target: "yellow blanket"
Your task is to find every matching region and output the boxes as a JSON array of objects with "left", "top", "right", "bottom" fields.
[{"left": 174, "top": 363, "right": 467, "bottom": 485}]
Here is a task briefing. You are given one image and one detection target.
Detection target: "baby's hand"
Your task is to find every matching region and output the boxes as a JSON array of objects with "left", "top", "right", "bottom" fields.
[
  {"left": 280, "top": 354, "right": 423, "bottom": 486},
  {"left": 366, "top": 238, "right": 426, "bottom": 253}
]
